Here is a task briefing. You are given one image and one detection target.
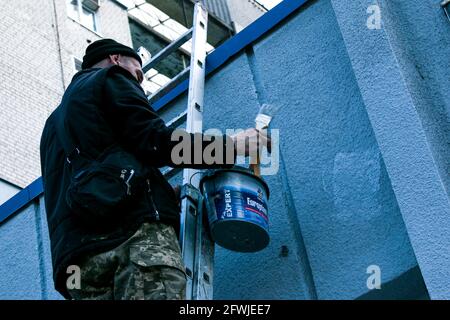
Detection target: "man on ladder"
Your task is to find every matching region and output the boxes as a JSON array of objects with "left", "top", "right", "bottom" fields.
[{"left": 40, "top": 2, "right": 269, "bottom": 300}]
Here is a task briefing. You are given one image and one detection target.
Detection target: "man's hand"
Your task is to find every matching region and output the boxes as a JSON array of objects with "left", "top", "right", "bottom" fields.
[{"left": 230, "top": 128, "right": 271, "bottom": 157}]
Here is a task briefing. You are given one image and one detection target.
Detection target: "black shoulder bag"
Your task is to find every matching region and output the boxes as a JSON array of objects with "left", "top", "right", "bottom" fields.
[{"left": 54, "top": 108, "right": 149, "bottom": 223}]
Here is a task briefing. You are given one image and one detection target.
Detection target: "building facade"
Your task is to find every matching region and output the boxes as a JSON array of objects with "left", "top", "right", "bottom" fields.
[
  {"left": 1, "top": 0, "right": 448, "bottom": 300},
  {"left": 0, "top": 0, "right": 131, "bottom": 192}
]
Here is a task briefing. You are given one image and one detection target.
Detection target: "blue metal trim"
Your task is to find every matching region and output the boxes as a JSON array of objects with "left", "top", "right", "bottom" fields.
[
  {"left": 152, "top": 0, "right": 310, "bottom": 111},
  {"left": 0, "top": 177, "right": 43, "bottom": 224},
  {"left": 0, "top": 0, "right": 310, "bottom": 223}
]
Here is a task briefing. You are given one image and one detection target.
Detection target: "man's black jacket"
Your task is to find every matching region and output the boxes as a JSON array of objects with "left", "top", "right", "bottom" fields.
[{"left": 40, "top": 65, "right": 234, "bottom": 298}]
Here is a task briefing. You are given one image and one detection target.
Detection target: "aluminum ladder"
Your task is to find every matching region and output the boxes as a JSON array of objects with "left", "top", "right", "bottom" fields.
[{"left": 142, "top": 1, "right": 213, "bottom": 300}]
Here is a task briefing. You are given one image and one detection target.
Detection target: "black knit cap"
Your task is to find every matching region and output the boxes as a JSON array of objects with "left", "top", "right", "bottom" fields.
[{"left": 81, "top": 39, "right": 142, "bottom": 70}]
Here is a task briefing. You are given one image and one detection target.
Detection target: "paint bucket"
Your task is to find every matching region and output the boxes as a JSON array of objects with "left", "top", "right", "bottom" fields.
[{"left": 200, "top": 166, "right": 270, "bottom": 252}]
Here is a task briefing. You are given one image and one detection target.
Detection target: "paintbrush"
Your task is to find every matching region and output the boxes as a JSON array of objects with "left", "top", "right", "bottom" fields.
[
  {"left": 250, "top": 103, "right": 279, "bottom": 176},
  {"left": 255, "top": 103, "right": 279, "bottom": 130}
]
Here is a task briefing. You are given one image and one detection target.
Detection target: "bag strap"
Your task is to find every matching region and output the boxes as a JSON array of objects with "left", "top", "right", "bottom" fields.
[{"left": 53, "top": 106, "right": 85, "bottom": 167}]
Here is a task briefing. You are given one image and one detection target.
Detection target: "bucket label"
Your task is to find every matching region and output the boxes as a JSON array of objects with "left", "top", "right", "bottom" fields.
[{"left": 212, "top": 186, "right": 268, "bottom": 226}]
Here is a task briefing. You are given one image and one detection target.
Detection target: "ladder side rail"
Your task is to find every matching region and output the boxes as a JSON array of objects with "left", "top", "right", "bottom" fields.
[{"left": 179, "top": 2, "right": 210, "bottom": 300}]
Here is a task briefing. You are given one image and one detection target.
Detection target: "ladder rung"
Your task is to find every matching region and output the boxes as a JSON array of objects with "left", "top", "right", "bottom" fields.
[
  {"left": 143, "top": 28, "right": 193, "bottom": 73},
  {"left": 162, "top": 167, "right": 183, "bottom": 179},
  {"left": 148, "top": 67, "right": 190, "bottom": 105},
  {"left": 167, "top": 110, "right": 188, "bottom": 129}
]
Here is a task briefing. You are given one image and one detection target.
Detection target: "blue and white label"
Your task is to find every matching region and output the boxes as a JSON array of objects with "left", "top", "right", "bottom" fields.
[{"left": 212, "top": 186, "right": 268, "bottom": 227}]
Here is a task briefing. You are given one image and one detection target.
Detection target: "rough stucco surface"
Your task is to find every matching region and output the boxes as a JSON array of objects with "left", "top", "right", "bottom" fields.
[
  {"left": 379, "top": 0, "right": 450, "bottom": 196},
  {"left": 0, "top": 203, "right": 46, "bottom": 299},
  {"left": 1, "top": 0, "right": 448, "bottom": 300},
  {"left": 250, "top": 0, "right": 418, "bottom": 299},
  {"left": 0, "top": 198, "right": 62, "bottom": 299},
  {"left": 330, "top": 0, "right": 450, "bottom": 299}
]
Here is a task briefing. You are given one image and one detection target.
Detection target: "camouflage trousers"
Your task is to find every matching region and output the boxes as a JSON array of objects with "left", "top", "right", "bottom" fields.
[{"left": 68, "top": 222, "right": 187, "bottom": 300}]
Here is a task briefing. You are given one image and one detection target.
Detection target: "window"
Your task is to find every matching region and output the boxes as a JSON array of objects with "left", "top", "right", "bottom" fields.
[{"left": 66, "top": 0, "right": 98, "bottom": 32}]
